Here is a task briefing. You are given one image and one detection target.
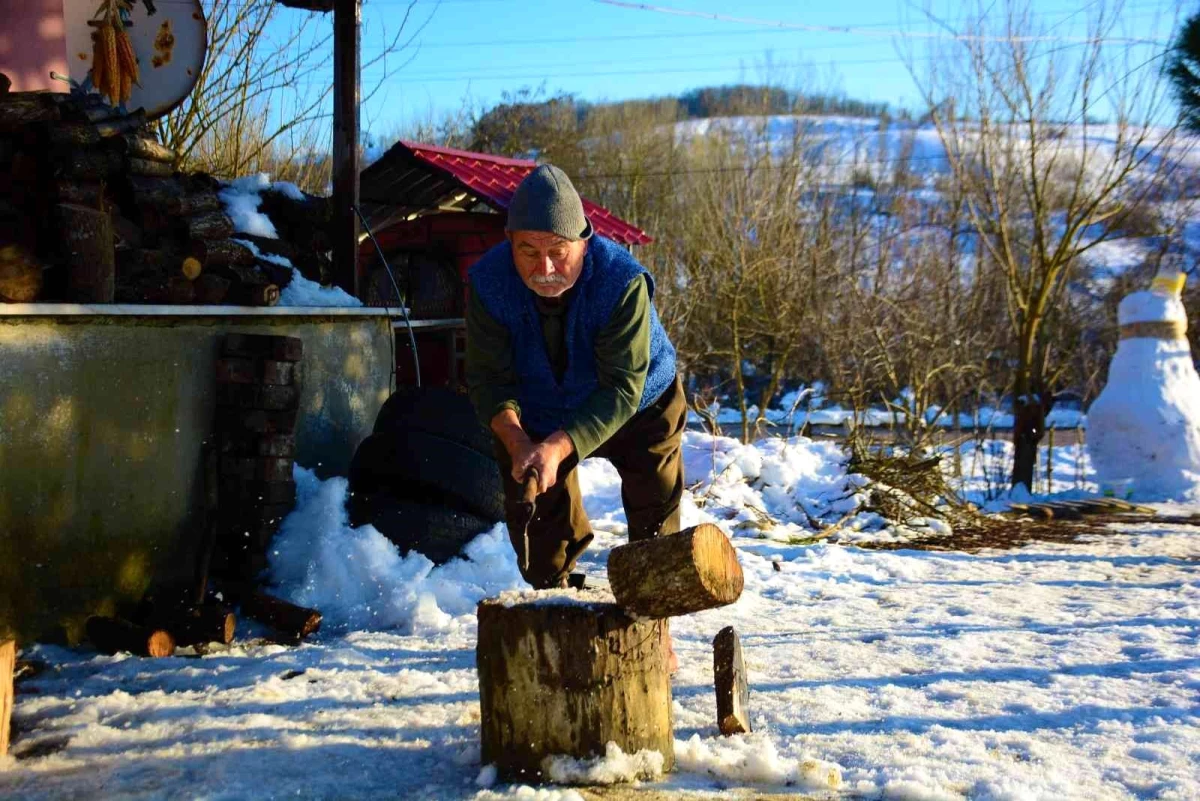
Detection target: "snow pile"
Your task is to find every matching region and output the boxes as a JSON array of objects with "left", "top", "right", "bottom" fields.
[
  {"left": 217, "top": 173, "right": 285, "bottom": 238},
  {"left": 1088, "top": 271, "right": 1200, "bottom": 500},
  {"left": 679, "top": 432, "right": 955, "bottom": 545},
  {"left": 218, "top": 174, "right": 363, "bottom": 307},
  {"left": 266, "top": 467, "right": 521, "bottom": 634},
  {"left": 675, "top": 733, "right": 842, "bottom": 790},
  {"left": 541, "top": 742, "right": 665, "bottom": 784}
]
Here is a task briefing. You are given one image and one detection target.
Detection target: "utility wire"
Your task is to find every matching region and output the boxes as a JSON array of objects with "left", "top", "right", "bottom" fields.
[{"left": 593, "top": 0, "right": 1172, "bottom": 45}]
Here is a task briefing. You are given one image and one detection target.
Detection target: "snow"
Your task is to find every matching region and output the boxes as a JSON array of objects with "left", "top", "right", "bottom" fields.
[
  {"left": 218, "top": 173, "right": 281, "bottom": 239},
  {"left": 3, "top": 436, "right": 1199, "bottom": 800},
  {"left": 1088, "top": 275, "right": 1200, "bottom": 501},
  {"left": 218, "top": 177, "right": 364, "bottom": 308}
]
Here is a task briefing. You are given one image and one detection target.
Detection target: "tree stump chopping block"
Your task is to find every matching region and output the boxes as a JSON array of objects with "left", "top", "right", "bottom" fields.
[
  {"left": 608, "top": 523, "right": 744, "bottom": 618},
  {"left": 476, "top": 593, "right": 674, "bottom": 781}
]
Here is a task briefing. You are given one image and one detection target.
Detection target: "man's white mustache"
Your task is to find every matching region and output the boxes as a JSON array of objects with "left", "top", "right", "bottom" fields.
[{"left": 531, "top": 275, "right": 567, "bottom": 284}]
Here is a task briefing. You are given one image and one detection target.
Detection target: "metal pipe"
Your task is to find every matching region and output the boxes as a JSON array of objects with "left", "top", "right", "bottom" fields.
[{"left": 353, "top": 205, "right": 421, "bottom": 388}]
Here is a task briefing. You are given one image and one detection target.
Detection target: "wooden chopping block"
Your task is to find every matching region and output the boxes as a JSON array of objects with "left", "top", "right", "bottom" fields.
[
  {"left": 608, "top": 523, "right": 744, "bottom": 618},
  {"left": 476, "top": 593, "right": 673, "bottom": 781}
]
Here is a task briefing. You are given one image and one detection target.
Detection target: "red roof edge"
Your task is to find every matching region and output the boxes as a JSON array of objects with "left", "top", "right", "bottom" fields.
[{"left": 398, "top": 140, "right": 537, "bottom": 169}]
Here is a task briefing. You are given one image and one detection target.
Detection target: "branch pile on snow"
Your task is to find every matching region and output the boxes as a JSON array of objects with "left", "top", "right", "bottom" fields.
[{"left": 680, "top": 432, "right": 958, "bottom": 545}]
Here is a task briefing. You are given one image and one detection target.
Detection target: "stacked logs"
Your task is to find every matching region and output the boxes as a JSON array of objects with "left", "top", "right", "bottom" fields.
[
  {"left": 0, "top": 91, "right": 330, "bottom": 305},
  {"left": 213, "top": 333, "right": 304, "bottom": 581}
]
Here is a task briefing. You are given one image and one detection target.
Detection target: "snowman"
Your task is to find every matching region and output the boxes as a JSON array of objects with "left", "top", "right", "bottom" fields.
[{"left": 1087, "top": 270, "right": 1200, "bottom": 500}]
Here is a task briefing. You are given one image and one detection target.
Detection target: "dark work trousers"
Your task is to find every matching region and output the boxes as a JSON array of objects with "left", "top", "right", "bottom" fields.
[{"left": 494, "top": 375, "right": 687, "bottom": 589}]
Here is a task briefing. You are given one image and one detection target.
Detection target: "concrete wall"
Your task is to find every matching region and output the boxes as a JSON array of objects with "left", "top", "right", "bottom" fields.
[{"left": 0, "top": 307, "right": 396, "bottom": 644}]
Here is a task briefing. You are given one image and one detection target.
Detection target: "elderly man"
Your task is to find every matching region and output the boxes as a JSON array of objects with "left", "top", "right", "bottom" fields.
[{"left": 466, "top": 164, "right": 686, "bottom": 590}]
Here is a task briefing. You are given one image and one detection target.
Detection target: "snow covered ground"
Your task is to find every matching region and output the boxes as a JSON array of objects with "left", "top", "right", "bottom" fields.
[{"left": 2, "top": 433, "right": 1198, "bottom": 800}]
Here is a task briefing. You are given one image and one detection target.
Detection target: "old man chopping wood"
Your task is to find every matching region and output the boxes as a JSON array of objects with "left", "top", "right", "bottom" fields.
[{"left": 466, "top": 164, "right": 685, "bottom": 591}]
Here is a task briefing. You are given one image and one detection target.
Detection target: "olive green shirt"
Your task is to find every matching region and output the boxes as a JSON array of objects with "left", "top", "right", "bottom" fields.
[{"left": 466, "top": 275, "right": 651, "bottom": 459}]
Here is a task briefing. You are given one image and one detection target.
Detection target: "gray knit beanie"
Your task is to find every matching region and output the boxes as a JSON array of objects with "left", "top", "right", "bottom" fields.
[{"left": 506, "top": 164, "right": 593, "bottom": 241}]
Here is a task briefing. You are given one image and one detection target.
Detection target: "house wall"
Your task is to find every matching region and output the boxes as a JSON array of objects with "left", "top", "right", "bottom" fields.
[
  {"left": 0, "top": 307, "right": 396, "bottom": 644},
  {"left": 1, "top": 0, "right": 68, "bottom": 93}
]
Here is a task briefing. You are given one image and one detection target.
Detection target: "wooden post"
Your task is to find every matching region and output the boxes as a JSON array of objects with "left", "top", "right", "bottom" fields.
[
  {"left": 1, "top": 640, "right": 14, "bottom": 758},
  {"left": 1046, "top": 427, "right": 1055, "bottom": 493},
  {"left": 331, "top": 0, "right": 361, "bottom": 298},
  {"left": 608, "top": 523, "right": 744, "bottom": 619},
  {"left": 476, "top": 595, "right": 673, "bottom": 781}
]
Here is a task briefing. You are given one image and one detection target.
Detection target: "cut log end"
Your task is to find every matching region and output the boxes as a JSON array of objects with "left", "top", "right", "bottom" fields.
[
  {"left": 146, "top": 630, "right": 176, "bottom": 658},
  {"left": 181, "top": 256, "right": 202, "bottom": 281}
]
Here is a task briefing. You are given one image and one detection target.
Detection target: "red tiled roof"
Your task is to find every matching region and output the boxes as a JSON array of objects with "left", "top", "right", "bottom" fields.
[{"left": 360, "top": 140, "right": 652, "bottom": 246}]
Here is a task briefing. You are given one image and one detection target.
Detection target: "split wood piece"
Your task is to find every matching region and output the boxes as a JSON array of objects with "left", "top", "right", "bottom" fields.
[
  {"left": 163, "top": 276, "right": 195, "bottom": 304},
  {"left": 608, "top": 523, "right": 744, "bottom": 619},
  {"left": 713, "top": 626, "right": 751, "bottom": 735},
  {"left": 194, "top": 274, "right": 231, "bottom": 304},
  {"left": 239, "top": 591, "right": 321, "bottom": 641},
  {"left": 112, "top": 135, "right": 177, "bottom": 164},
  {"left": 47, "top": 122, "right": 102, "bottom": 148},
  {"left": 53, "top": 149, "right": 122, "bottom": 180},
  {"left": 188, "top": 239, "right": 255, "bottom": 268},
  {"left": 91, "top": 110, "right": 148, "bottom": 137},
  {"left": 0, "top": 94, "right": 62, "bottom": 131},
  {"left": 216, "top": 357, "right": 296, "bottom": 386},
  {"left": 186, "top": 211, "right": 235, "bottom": 242},
  {"left": 1, "top": 639, "right": 13, "bottom": 758},
  {"left": 128, "top": 158, "right": 174, "bottom": 178},
  {"left": 228, "top": 282, "right": 280, "bottom": 307},
  {"left": 216, "top": 383, "right": 299, "bottom": 412},
  {"left": 85, "top": 616, "right": 176, "bottom": 658},
  {"left": 165, "top": 605, "right": 236, "bottom": 647},
  {"left": 128, "top": 176, "right": 209, "bottom": 214},
  {"left": 235, "top": 232, "right": 323, "bottom": 283},
  {"left": 0, "top": 244, "right": 43, "bottom": 303},
  {"left": 57, "top": 203, "right": 115, "bottom": 303},
  {"left": 254, "top": 257, "right": 295, "bottom": 290},
  {"left": 476, "top": 596, "right": 674, "bottom": 781},
  {"left": 222, "top": 333, "right": 305, "bottom": 363}
]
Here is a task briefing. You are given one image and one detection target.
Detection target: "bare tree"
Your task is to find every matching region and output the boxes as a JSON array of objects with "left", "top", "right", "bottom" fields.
[
  {"left": 910, "top": 0, "right": 1182, "bottom": 489},
  {"left": 158, "top": 0, "right": 425, "bottom": 191}
]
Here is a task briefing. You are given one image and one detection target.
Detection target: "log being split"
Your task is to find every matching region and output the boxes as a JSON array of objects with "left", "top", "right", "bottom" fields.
[
  {"left": 85, "top": 616, "right": 175, "bottom": 658},
  {"left": 713, "top": 626, "right": 751, "bottom": 735},
  {"left": 1, "top": 639, "right": 13, "bottom": 758},
  {"left": 477, "top": 592, "right": 674, "bottom": 780},
  {"left": 608, "top": 523, "right": 744, "bottom": 618}
]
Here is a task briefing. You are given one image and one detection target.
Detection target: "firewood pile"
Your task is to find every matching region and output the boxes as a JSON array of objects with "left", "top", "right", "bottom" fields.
[{"left": 0, "top": 89, "right": 333, "bottom": 306}]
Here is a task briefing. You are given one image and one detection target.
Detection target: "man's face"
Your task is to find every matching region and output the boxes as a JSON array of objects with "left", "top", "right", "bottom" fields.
[{"left": 508, "top": 230, "right": 588, "bottom": 298}]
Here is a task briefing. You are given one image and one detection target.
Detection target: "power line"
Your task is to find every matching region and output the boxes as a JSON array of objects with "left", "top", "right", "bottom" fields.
[
  {"left": 358, "top": 7, "right": 1173, "bottom": 52},
  {"left": 593, "top": 0, "right": 1172, "bottom": 45}
]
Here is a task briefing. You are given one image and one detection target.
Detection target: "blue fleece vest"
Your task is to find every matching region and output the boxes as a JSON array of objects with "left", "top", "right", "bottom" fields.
[{"left": 469, "top": 235, "right": 677, "bottom": 437}]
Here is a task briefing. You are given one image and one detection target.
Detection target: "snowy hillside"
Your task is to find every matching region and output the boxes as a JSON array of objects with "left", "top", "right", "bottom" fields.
[{"left": 2, "top": 434, "right": 1197, "bottom": 800}]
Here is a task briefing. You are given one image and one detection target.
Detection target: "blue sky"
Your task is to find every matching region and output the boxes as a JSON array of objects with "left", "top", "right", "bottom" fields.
[{"left": 296, "top": 0, "right": 1184, "bottom": 137}]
